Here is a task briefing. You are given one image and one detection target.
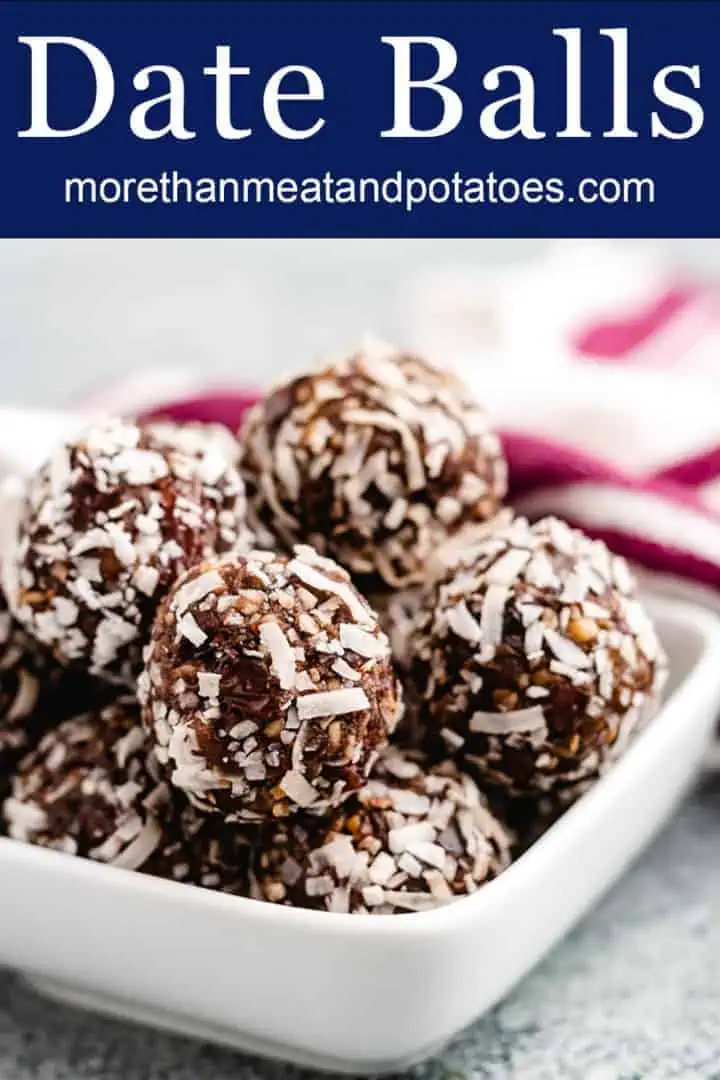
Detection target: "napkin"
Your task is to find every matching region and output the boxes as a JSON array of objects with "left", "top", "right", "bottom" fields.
[
  {"left": 401, "top": 240, "right": 720, "bottom": 612},
  {"left": 2, "top": 241, "right": 720, "bottom": 615}
]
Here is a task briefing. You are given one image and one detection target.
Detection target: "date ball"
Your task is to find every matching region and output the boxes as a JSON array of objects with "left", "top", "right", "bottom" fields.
[
  {"left": 1, "top": 588, "right": 104, "bottom": 797},
  {"left": 1, "top": 595, "right": 55, "bottom": 769},
  {"left": 7, "top": 418, "right": 252, "bottom": 682},
  {"left": 4, "top": 697, "right": 169, "bottom": 865},
  {"left": 237, "top": 339, "right": 507, "bottom": 588},
  {"left": 251, "top": 748, "right": 513, "bottom": 914},
  {"left": 139, "top": 545, "right": 402, "bottom": 823},
  {"left": 148, "top": 800, "right": 252, "bottom": 895},
  {"left": 2, "top": 697, "right": 251, "bottom": 893},
  {"left": 410, "top": 516, "right": 667, "bottom": 795}
]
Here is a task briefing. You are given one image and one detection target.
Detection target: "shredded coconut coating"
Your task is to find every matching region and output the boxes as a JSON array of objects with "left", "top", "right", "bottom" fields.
[
  {"left": 1, "top": 588, "right": 105, "bottom": 797},
  {"left": 1, "top": 595, "right": 53, "bottom": 765},
  {"left": 497, "top": 777, "right": 597, "bottom": 857},
  {"left": 2, "top": 696, "right": 251, "bottom": 892},
  {"left": 237, "top": 339, "right": 507, "bottom": 588},
  {"left": 251, "top": 747, "right": 513, "bottom": 914},
  {"left": 3, "top": 697, "right": 169, "bottom": 863},
  {"left": 409, "top": 516, "right": 668, "bottom": 795},
  {"left": 139, "top": 546, "right": 403, "bottom": 823},
  {"left": 8, "top": 418, "right": 253, "bottom": 682},
  {"left": 144, "top": 799, "right": 253, "bottom": 894},
  {"left": 371, "top": 586, "right": 426, "bottom": 674}
]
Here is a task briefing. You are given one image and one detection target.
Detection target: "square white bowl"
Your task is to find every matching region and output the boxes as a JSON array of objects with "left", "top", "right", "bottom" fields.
[{"left": 2, "top": 593, "right": 719, "bottom": 1075}]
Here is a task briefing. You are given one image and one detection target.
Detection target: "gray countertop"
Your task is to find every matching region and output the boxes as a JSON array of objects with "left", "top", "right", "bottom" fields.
[{"left": 1, "top": 770, "right": 719, "bottom": 1080}]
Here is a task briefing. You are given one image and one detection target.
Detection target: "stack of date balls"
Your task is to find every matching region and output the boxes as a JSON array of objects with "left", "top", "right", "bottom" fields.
[{"left": 1, "top": 342, "right": 667, "bottom": 916}]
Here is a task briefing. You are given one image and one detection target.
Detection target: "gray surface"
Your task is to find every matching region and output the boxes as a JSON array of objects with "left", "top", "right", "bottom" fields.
[
  {"left": 0, "top": 238, "right": 541, "bottom": 406},
  {"left": 2, "top": 238, "right": 720, "bottom": 407},
  {"left": 1, "top": 770, "right": 719, "bottom": 1080}
]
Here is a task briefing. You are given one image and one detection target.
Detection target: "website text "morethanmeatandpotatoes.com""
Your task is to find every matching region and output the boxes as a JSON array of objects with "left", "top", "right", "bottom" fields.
[{"left": 64, "top": 170, "right": 656, "bottom": 211}]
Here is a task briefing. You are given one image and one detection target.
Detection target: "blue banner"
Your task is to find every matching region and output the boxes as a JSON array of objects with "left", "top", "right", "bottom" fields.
[{"left": 0, "top": 1, "right": 717, "bottom": 237}]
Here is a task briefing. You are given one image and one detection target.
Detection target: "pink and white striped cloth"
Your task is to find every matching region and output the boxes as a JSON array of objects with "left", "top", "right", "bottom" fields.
[
  {"left": 401, "top": 242, "right": 720, "bottom": 610},
  {"left": 139, "top": 251, "right": 720, "bottom": 607},
  {"left": 1, "top": 242, "right": 719, "bottom": 611},
  {"left": 499, "top": 283, "right": 720, "bottom": 596}
]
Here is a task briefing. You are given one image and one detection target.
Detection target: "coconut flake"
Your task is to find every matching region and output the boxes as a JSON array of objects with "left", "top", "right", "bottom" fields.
[
  {"left": 229, "top": 719, "right": 258, "bottom": 740},
  {"left": 70, "top": 528, "right": 114, "bottom": 556},
  {"left": 133, "top": 565, "right": 160, "bottom": 597},
  {"left": 519, "top": 604, "right": 545, "bottom": 627},
  {"left": 425, "top": 870, "right": 454, "bottom": 901},
  {"left": 114, "top": 725, "right": 147, "bottom": 769},
  {"left": 319, "top": 835, "right": 358, "bottom": 879},
  {"left": 339, "top": 623, "right": 385, "bottom": 658},
  {"left": 178, "top": 612, "right": 207, "bottom": 647},
  {"left": 440, "top": 727, "right": 465, "bottom": 751},
  {"left": 173, "top": 570, "right": 224, "bottom": 616},
  {"left": 479, "top": 585, "right": 508, "bottom": 652},
  {"left": 104, "top": 522, "right": 136, "bottom": 567},
  {"left": 279, "top": 770, "right": 318, "bottom": 807},
  {"left": 7, "top": 670, "right": 40, "bottom": 722},
  {"left": 388, "top": 821, "right": 435, "bottom": 854},
  {"left": 382, "top": 890, "right": 439, "bottom": 912},
  {"left": 274, "top": 442, "right": 302, "bottom": 501},
  {"left": 53, "top": 597, "right": 79, "bottom": 627},
  {"left": 368, "top": 851, "right": 396, "bottom": 885},
  {"left": 109, "top": 817, "right": 163, "bottom": 870},
  {"left": 524, "top": 621, "right": 545, "bottom": 657},
  {"left": 560, "top": 570, "right": 590, "bottom": 604},
  {"left": 525, "top": 552, "right": 557, "bottom": 589},
  {"left": 362, "top": 884, "right": 386, "bottom": 907},
  {"left": 259, "top": 620, "right": 296, "bottom": 690},
  {"left": 446, "top": 600, "right": 482, "bottom": 644},
  {"left": 332, "top": 657, "right": 361, "bottom": 682},
  {"left": 486, "top": 548, "right": 531, "bottom": 585},
  {"left": 5, "top": 798, "right": 48, "bottom": 838},
  {"left": 111, "top": 448, "right": 169, "bottom": 486},
  {"left": 406, "top": 840, "right": 447, "bottom": 870},
  {"left": 544, "top": 628, "right": 592, "bottom": 669},
  {"left": 469, "top": 706, "right": 547, "bottom": 736},
  {"left": 526, "top": 685, "right": 550, "bottom": 700},
  {"left": 288, "top": 559, "right": 371, "bottom": 625},
  {"left": 343, "top": 408, "right": 426, "bottom": 492},
  {"left": 92, "top": 615, "right": 137, "bottom": 668},
  {"left": 297, "top": 687, "right": 369, "bottom": 720},
  {"left": 305, "top": 874, "right": 335, "bottom": 898},
  {"left": 197, "top": 672, "right": 221, "bottom": 698},
  {"left": 389, "top": 789, "right": 431, "bottom": 816}
]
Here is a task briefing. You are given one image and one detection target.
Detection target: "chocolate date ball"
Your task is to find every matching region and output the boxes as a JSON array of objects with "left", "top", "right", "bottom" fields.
[
  {"left": 2, "top": 697, "right": 251, "bottom": 893},
  {"left": 251, "top": 748, "right": 513, "bottom": 914},
  {"left": 7, "top": 418, "right": 253, "bottom": 682},
  {"left": 370, "top": 511, "right": 516, "bottom": 672},
  {"left": 3, "top": 697, "right": 169, "bottom": 864},
  {"left": 1, "top": 587, "right": 109, "bottom": 799},
  {"left": 410, "top": 516, "right": 667, "bottom": 795},
  {"left": 237, "top": 339, "right": 507, "bottom": 588},
  {"left": 139, "top": 545, "right": 402, "bottom": 823},
  {"left": 1, "top": 594, "right": 55, "bottom": 773},
  {"left": 371, "top": 587, "right": 425, "bottom": 674},
  {"left": 148, "top": 800, "right": 252, "bottom": 895}
]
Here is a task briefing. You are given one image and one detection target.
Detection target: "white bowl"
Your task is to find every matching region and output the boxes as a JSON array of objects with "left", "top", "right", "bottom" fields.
[{"left": 2, "top": 593, "right": 719, "bottom": 1075}]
